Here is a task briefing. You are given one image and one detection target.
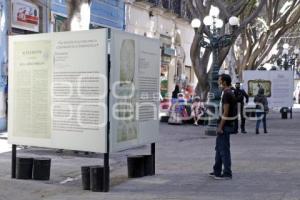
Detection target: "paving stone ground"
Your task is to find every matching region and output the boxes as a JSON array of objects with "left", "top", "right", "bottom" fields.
[{"left": 0, "top": 111, "right": 300, "bottom": 200}]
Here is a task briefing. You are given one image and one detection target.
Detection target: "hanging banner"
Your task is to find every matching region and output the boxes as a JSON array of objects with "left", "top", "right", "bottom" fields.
[{"left": 11, "top": 0, "right": 39, "bottom": 32}]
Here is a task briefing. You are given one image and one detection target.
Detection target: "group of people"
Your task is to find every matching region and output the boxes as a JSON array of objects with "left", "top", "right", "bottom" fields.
[
  {"left": 233, "top": 81, "right": 269, "bottom": 134},
  {"left": 168, "top": 80, "right": 269, "bottom": 135},
  {"left": 167, "top": 74, "right": 270, "bottom": 180},
  {"left": 168, "top": 85, "right": 207, "bottom": 125}
]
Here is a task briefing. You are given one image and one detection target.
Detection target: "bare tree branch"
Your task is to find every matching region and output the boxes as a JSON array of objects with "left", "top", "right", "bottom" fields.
[
  {"left": 266, "top": 0, "right": 272, "bottom": 25},
  {"left": 273, "top": 0, "right": 280, "bottom": 21},
  {"left": 240, "top": 0, "right": 267, "bottom": 29},
  {"left": 270, "top": 0, "right": 298, "bottom": 31},
  {"left": 204, "top": 0, "right": 213, "bottom": 14},
  {"left": 194, "top": 0, "right": 207, "bottom": 18},
  {"left": 286, "top": 4, "right": 300, "bottom": 26},
  {"left": 186, "top": 1, "right": 199, "bottom": 19},
  {"left": 213, "top": 0, "right": 230, "bottom": 19},
  {"left": 229, "top": 0, "right": 249, "bottom": 16}
]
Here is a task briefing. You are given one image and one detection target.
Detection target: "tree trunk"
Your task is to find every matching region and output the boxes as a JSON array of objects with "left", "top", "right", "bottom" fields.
[
  {"left": 186, "top": 0, "right": 266, "bottom": 98},
  {"left": 62, "top": 0, "right": 92, "bottom": 31},
  {"left": 226, "top": 47, "right": 238, "bottom": 83}
]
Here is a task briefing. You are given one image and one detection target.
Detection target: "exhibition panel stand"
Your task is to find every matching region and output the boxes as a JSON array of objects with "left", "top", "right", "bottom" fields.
[{"left": 9, "top": 29, "right": 160, "bottom": 192}]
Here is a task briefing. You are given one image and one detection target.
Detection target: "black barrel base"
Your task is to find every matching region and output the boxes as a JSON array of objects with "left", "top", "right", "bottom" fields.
[
  {"left": 81, "top": 166, "right": 91, "bottom": 190},
  {"left": 127, "top": 156, "right": 145, "bottom": 178},
  {"left": 32, "top": 158, "right": 51, "bottom": 180},
  {"left": 90, "top": 166, "right": 104, "bottom": 192},
  {"left": 142, "top": 155, "right": 154, "bottom": 176},
  {"left": 16, "top": 157, "right": 33, "bottom": 180}
]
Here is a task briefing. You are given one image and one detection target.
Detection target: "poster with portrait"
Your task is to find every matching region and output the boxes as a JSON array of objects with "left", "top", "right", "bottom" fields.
[
  {"left": 248, "top": 80, "right": 271, "bottom": 97},
  {"left": 116, "top": 39, "right": 138, "bottom": 143},
  {"left": 110, "top": 30, "right": 160, "bottom": 152},
  {"left": 243, "top": 71, "right": 293, "bottom": 107}
]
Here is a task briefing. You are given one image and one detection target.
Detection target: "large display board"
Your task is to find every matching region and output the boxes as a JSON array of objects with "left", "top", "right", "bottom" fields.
[
  {"left": 243, "top": 71, "right": 293, "bottom": 107},
  {"left": 8, "top": 29, "right": 108, "bottom": 153},
  {"left": 8, "top": 29, "right": 160, "bottom": 153},
  {"left": 110, "top": 30, "right": 160, "bottom": 152}
]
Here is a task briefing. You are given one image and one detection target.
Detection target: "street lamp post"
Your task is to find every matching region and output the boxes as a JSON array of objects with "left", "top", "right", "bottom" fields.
[
  {"left": 277, "top": 44, "right": 299, "bottom": 119},
  {"left": 291, "top": 48, "right": 300, "bottom": 77},
  {"left": 278, "top": 44, "right": 299, "bottom": 72},
  {"left": 191, "top": 8, "right": 239, "bottom": 135}
]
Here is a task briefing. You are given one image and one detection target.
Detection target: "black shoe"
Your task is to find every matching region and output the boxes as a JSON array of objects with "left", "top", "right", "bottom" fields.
[
  {"left": 222, "top": 175, "right": 232, "bottom": 180},
  {"left": 256, "top": 129, "right": 259, "bottom": 134},
  {"left": 209, "top": 172, "right": 215, "bottom": 177},
  {"left": 241, "top": 130, "right": 247, "bottom": 134},
  {"left": 214, "top": 174, "right": 232, "bottom": 180},
  {"left": 56, "top": 149, "right": 63, "bottom": 153},
  {"left": 264, "top": 130, "right": 268, "bottom": 134}
]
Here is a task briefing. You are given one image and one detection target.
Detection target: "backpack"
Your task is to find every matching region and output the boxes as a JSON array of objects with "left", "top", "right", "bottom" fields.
[{"left": 263, "top": 98, "right": 269, "bottom": 112}]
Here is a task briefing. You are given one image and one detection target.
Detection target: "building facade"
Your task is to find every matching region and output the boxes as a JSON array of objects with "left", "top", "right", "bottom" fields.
[
  {"left": 124, "top": 0, "right": 196, "bottom": 101},
  {"left": 50, "top": 0, "right": 125, "bottom": 31}
]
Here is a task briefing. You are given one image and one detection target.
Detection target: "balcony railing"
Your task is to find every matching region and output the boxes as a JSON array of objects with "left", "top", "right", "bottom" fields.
[{"left": 136, "top": 0, "right": 192, "bottom": 21}]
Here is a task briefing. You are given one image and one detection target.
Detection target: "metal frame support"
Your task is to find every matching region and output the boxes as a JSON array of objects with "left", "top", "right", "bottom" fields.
[
  {"left": 103, "top": 52, "right": 111, "bottom": 192},
  {"left": 151, "top": 143, "right": 155, "bottom": 174},
  {"left": 103, "top": 152, "right": 110, "bottom": 192},
  {"left": 11, "top": 144, "right": 17, "bottom": 178}
]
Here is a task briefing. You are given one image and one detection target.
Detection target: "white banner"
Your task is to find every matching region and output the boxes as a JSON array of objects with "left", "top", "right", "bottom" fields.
[
  {"left": 8, "top": 29, "right": 108, "bottom": 153},
  {"left": 12, "top": 0, "right": 39, "bottom": 32},
  {"left": 243, "top": 71, "right": 294, "bottom": 107},
  {"left": 110, "top": 30, "right": 160, "bottom": 152}
]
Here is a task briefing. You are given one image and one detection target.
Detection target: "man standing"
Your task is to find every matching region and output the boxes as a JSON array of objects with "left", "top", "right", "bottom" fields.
[
  {"left": 209, "top": 74, "right": 237, "bottom": 180},
  {"left": 234, "top": 82, "right": 249, "bottom": 134}
]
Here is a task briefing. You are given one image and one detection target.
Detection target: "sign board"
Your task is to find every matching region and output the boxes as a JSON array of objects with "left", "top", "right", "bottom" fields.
[
  {"left": 12, "top": 0, "right": 39, "bottom": 32},
  {"left": 110, "top": 30, "right": 160, "bottom": 152},
  {"left": 8, "top": 29, "right": 160, "bottom": 153},
  {"left": 8, "top": 29, "right": 108, "bottom": 152},
  {"left": 243, "top": 70, "right": 293, "bottom": 107}
]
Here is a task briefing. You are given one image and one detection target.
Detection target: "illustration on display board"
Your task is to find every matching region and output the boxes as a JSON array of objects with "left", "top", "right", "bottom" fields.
[
  {"left": 248, "top": 79, "right": 272, "bottom": 97},
  {"left": 117, "top": 39, "right": 138, "bottom": 142}
]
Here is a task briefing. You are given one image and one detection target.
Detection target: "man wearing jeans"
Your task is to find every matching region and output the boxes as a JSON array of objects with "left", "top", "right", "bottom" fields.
[
  {"left": 209, "top": 74, "right": 237, "bottom": 180},
  {"left": 233, "top": 82, "right": 249, "bottom": 134}
]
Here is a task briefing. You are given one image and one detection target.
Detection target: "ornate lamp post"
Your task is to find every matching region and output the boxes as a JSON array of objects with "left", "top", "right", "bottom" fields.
[
  {"left": 276, "top": 43, "right": 299, "bottom": 119},
  {"left": 291, "top": 47, "right": 300, "bottom": 77},
  {"left": 277, "top": 44, "right": 299, "bottom": 72},
  {"left": 191, "top": 7, "right": 239, "bottom": 135}
]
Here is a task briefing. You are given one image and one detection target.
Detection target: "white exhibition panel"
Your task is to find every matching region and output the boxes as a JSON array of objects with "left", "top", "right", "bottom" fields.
[
  {"left": 243, "top": 71, "right": 293, "bottom": 108},
  {"left": 110, "top": 30, "right": 160, "bottom": 152},
  {"left": 8, "top": 29, "right": 108, "bottom": 153}
]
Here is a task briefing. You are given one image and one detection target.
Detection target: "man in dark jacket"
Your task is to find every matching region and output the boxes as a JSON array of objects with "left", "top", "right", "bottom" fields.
[{"left": 234, "top": 82, "right": 249, "bottom": 134}]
